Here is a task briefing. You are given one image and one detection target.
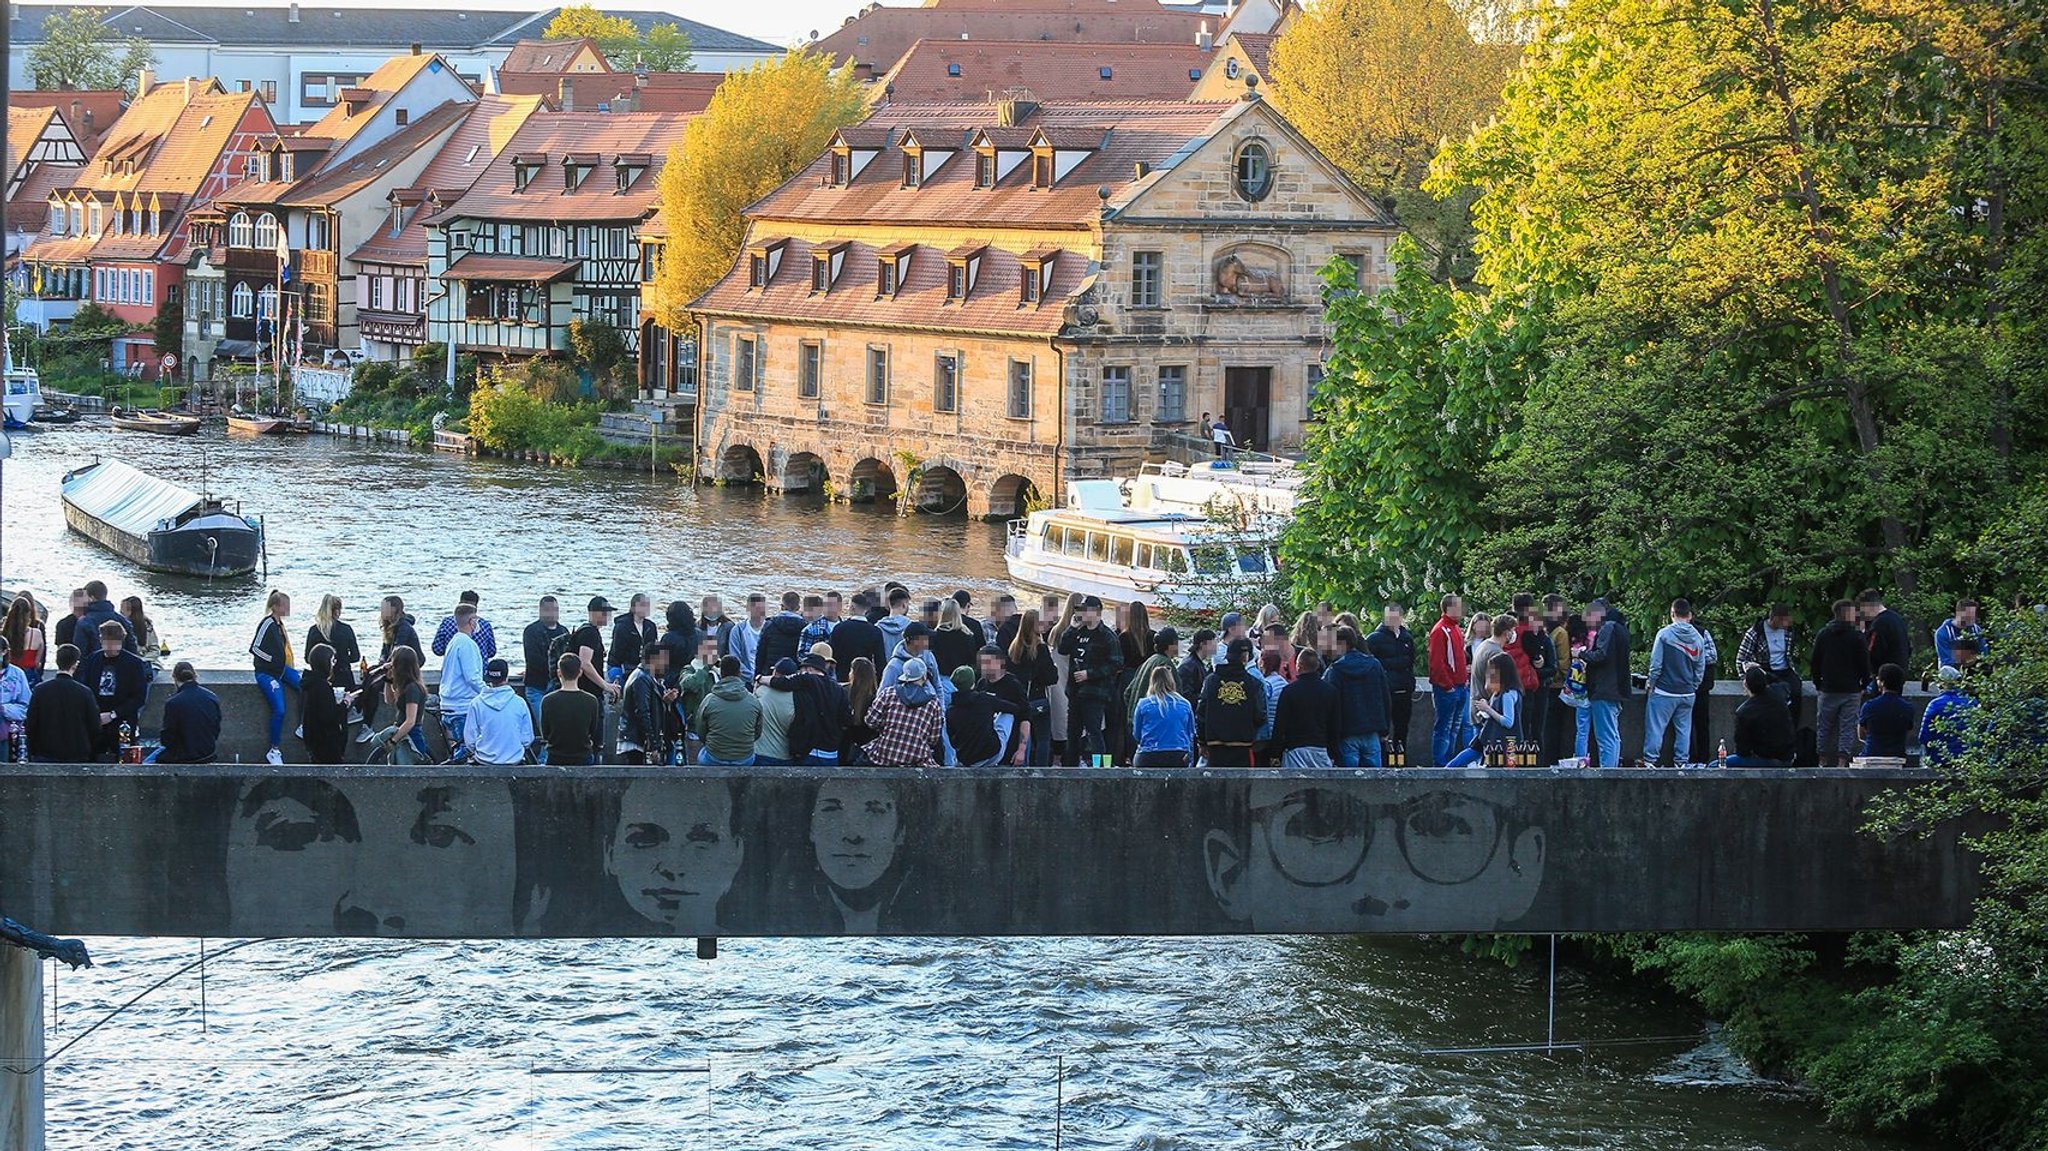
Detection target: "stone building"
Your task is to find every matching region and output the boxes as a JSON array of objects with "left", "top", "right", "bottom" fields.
[{"left": 690, "top": 88, "right": 1397, "bottom": 518}]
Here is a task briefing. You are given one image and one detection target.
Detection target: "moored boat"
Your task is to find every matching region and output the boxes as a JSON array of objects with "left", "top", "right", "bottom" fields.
[
  {"left": 1004, "top": 479, "right": 1282, "bottom": 611},
  {"left": 226, "top": 414, "right": 287, "bottom": 435},
  {"left": 110, "top": 408, "right": 203, "bottom": 435},
  {"left": 31, "top": 404, "right": 81, "bottom": 425},
  {"left": 60, "top": 459, "right": 264, "bottom": 577},
  {"left": 3, "top": 366, "right": 42, "bottom": 430}
]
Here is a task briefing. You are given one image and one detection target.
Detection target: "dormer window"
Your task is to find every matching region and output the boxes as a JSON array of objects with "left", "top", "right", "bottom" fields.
[
  {"left": 614, "top": 154, "right": 650, "bottom": 193},
  {"left": 747, "top": 237, "right": 786, "bottom": 289},
  {"left": 829, "top": 152, "right": 848, "bottom": 186},
  {"left": 1020, "top": 247, "right": 1058, "bottom": 306},
  {"left": 564, "top": 153, "right": 596, "bottom": 191},
  {"left": 827, "top": 130, "right": 883, "bottom": 187},
  {"left": 47, "top": 200, "right": 63, "bottom": 236},
  {"left": 945, "top": 243, "right": 985, "bottom": 301},
  {"left": 877, "top": 243, "right": 912, "bottom": 298},
  {"left": 279, "top": 152, "right": 295, "bottom": 182},
  {"left": 1030, "top": 150, "right": 1053, "bottom": 189},
  {"left": 902, "top": 150, "right": 921, "bottom": 189},
  {"left": 975, "top": 152, "right": 995, "bottom": 189},
  {"left": 1027, "top": 128, "right": 1100, "bottom": 188},
  {"left": 810, "top": 240, "right": 849, "bottom": 293},
  {"left": 513, "top": 153, "right": 547, "bottom": 193},
  {"left": 88, "top": 201, "right": 103, "bottom": 238}
]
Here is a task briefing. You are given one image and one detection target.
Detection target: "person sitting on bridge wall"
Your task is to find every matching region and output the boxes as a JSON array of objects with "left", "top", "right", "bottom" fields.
[
  {"left": 1728, "top": 667, "right": 1796, "bottom": 768},
  {"left": 23, "top": 643, "right": 97, "bottom": 763},
  {"left": 152, "top": 662, "right": 221, "bottom": 765},
  {"left": 78, "top": 619, "right": 151, "bottom": 758}
]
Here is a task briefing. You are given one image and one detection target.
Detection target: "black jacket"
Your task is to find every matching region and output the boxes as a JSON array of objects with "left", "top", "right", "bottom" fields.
[
  {"left": 159, "top": 681, "right": 223, "bottom": 764},
  {"left": 608, "top": 616, "right": 659, "bottom": 674},
  {"left": 1866, "top": 608, "right": 1911, "bottom": 676},
  {"left": 77, "top": 647, "right": 151, "bottom": 724},
  {"left": 522, "top": 620, "right": 568, "bottom": 690},
  {"left": 1365, "top": 625, "right": 1415, "bottom": 688},
  {"left": 75, "top": 598, "right": 137, "bottom": 653},
  {"left": 946, "top": 687, "right": 1029, "bottom": 765},
  {"left": 1810, "top": 620, "right": 1870, "bottom": 693},
  {"left": 828, "top": 617, "right": 887, "bottom": 677},
  {"left": 1734, "top": 695, "right": 1797, "bottom": 763},
  {"left": 619, "top": 667, "right": 668, "bottom": 753},
  {"left": 756, "top": 612, "right": 808, "bottom": 672},
  {"left": 1198, "top": 664, "right": 1267, "bottom": 745},
  {"left": 26, "top": 674, "right": 99, "bottom": 762},
  {"left": 298, "top": 671, "right": 348, "bottom": 764},
  {"left": 1583, "top": 611, "right": 1633, "bottom": 701},
  {"left": 1324, "top": 650, "right": 1392, "bottom": 737},
  {"left": 1058, "top": 623, "right": 1124, "bottom": 699},
  {"left": 249, "top": 615, "right": 291, "bottom": 677},
  {"left": 1272, "top": 676, "right": 1337, "bottom": 752},
  {"left": 774, "top": 671, "right": 851, "bottom": 758},
  {"left": 931, "top": 626, "right": 982, "bottom": 678},
  {"left": 307, "top": 621, "right": 361, "bottom": 690},
  {"left": 381, "top": 614, "right": 422, "bottom": 662},
  {"left": 1176, "top": 652, "right": 1209, "bottom": 700}
]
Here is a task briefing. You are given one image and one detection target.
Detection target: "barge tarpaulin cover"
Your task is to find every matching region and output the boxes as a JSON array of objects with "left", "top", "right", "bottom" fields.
[{"left": 62, "top": 460, "right": 206, "bottom": 540}]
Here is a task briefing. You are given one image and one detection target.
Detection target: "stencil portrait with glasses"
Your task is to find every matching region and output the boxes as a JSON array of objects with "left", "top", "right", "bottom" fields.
[{"left": 1202, "top": 780, "right": 1546, "bottom": 932}]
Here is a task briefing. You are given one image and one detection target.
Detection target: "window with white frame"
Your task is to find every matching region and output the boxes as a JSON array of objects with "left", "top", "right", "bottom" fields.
[
  {"left": 231, "top": 281, "right": 254, "bottom": 317},
  {"left": 1100, "top": 366, "right": 1131, "bottom": 423},
  {"left": 253, "top": 213, "right": 279, "bottom": 251},
  {"left": 228, "top": 212, "right": 253, "bottom": 247},
  {"left": 1158, "top": 365, "right": 1186, "bottom": 423}
]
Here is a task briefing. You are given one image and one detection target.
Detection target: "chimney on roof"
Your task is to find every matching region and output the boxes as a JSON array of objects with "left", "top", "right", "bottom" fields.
[
  {"left": 288, "top": 2, "right": 300, "bottom": 21},
  {"left": 411, "top": 42, "right": 423, "bottom": 55},
  {"left": 137, "top": 67, "right": 157, "bottom": 93},
  {"left": 69, "top": 98, "right": 82, "bottom": 125},
  {"left": 996, "top": 97, "right": 1037, "bottom": 127},
  {"left": 558, "top": 77, "right": 575, "bottom": 111},
  {"left": 1197, "top": 20, "right": 1213, "bottom": 51}
]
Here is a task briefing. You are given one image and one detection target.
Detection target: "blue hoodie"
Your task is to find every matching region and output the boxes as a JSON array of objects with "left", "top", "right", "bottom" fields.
[{"left": 1324, "top": 650, "right": 1392, "bottom": 737}]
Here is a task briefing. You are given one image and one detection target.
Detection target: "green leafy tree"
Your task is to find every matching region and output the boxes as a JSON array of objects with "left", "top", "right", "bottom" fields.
[
  {"left": 28, "top": 7, "right": 154, "bottom": 92},
  {"left": 542, "top": 4, "right": 692, "bottom": 71},
  {"left": 648, "top": 50, "right": 866, "bottom": 330},
  {"left": 1281, "top": 240, "right": 1536, "bottom": 609},
  {"left": 149, "top": 292, "right": 182, "bottom": 365}
]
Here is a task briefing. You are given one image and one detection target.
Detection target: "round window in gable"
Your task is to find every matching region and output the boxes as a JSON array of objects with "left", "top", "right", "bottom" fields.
[{"left": 1234, "top": 141, "right": 1273, "bottom": 202}]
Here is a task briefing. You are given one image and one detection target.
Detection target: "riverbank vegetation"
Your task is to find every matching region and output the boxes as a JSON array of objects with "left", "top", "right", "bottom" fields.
[{"left": 1275, "top": 0, "right": 2046, "bottom": 1142}]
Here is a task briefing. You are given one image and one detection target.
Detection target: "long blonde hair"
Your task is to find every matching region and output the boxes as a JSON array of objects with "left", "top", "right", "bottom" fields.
[
  {"left": 1290, "top": 610, "right": 1320, "bottom": 652},
  {"left": 315, "top": 593, "right": 343, "bottom": 634},
  {"left": 1146, "top": 663, "right": 1181, "bottom": 700},
  {"left": 1050, "top": 592, "right": 1083, "bottom": 646},
  {"left": 1009, "top": 608, "right": 1044, "bottom": 664},
  {"left": 1256, "top": 604, "right": 1283, "bottom": 633},
  {"left": 937, "top": 598, "right": 968, "bottom": 633}
]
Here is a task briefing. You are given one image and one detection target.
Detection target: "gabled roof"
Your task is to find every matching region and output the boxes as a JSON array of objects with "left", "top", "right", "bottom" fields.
[
  {"left": 750, "top": 99, "right": 1230, "bottom": 228},
  {"left": 808, "top": 0, "right": 1207, "bottom": 76},
  {"left": 7, "top": 4, "right": 775, "bottom": 54},
  {"left": 7, "top": 108, "right": 59, "bottom": 178},
  {"left": 283, "top": 99, "right": 473, "bottom": 205},
  {"left": 302, "top": 52, "right": 466, "bottom": 147},
  {"left": 347, "top": 93, "right": 545, "bottom": 265},
  {"left": 1226, "top": 31, "right": 1275, "bottom": 78},
  {"left": 64, "top": 82, "right": 262, "bottom": 198},
  {"left": 499, "top": 37, "right": 610, "bottom": 73},
  {"left": 879, "top": 39, "right": 1219, "bottom": 103},
  {"left": 8, "top": 90, "right": 126, "bottom": 154},
  {"left": 499, "top": 69, "right": 725, "bottom": 115}
]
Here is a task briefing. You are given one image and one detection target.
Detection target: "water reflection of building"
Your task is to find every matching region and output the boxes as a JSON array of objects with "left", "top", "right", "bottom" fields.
[{"left": 690, "top": 89, "right": 1397, "bottom": 518}]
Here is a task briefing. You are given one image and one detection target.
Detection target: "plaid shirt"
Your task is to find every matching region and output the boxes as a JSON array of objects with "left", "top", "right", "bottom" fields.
[{"left": 863, "top": 689, "right": 944, "bottom": 767}]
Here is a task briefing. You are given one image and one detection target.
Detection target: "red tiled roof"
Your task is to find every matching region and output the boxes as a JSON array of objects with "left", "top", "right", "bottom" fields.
[
  {"left": 304, "top": 52, "right": 452, "bottom": 145},
  {"left": 283, "top": 100, "right": 473, "bottom": 206},
  {"left": 442, "top": 254, "right": 579, "bottom": 281},
  {"left": 499, "top": 37, "right": 611, "bottom": 74},
  {"left": 1228, "top": 31, "right": 1276, "bottom": 78},
  {"left": 346, "top": 94, "right": 546, "bottom": 266},
  {"left": 438, "top": 109, "right": 689, "bottom": 223},
  {"left": 694, "top": 235, "right": 1079, "bottom": 337},
  {"left": 9, "top": 90, "right": 125, "bottom": 152},
  {"left": 879, "top": 39, "right": 1217, "bottom": 103},
  {"left": 810, "top": 0, "right": 1207, "bottom": 76},
  {"left": 750, "top": 99, "right": 1232, "bottom": 228}
]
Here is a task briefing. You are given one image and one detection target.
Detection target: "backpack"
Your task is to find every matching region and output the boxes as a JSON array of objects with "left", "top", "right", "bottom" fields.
[{"left": 543, "top": 626, "right": 575, "bottom": 683}]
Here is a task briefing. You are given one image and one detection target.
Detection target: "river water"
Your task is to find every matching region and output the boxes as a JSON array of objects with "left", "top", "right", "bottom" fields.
[{"left": 3, "top": 422, "right": 1890, "bottom": 1150}]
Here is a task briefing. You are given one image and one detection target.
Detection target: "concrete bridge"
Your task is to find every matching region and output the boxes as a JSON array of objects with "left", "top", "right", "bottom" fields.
[{"left": 0, "top": 761, "right": 1980, "bottom": 1149}]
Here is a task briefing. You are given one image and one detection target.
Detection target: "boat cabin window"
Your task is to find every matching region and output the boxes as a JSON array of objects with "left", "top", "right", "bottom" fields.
[
  {"left": 1111, "top": 536, "right": 1134, "bottom": 566},
  {"left": 1190, "top": 545, "right": 1232, "bottom": 576},
  {"left": 1061, "top": 527, "right": 1085, "bottom": 557},
  {"left": 1236, "top": 548, "right": 1270, "bottom": 574},
  {"left": 1087, "top": 532, "right": 1110, "bottom": 563},
  {"left": 1165, "top": 548, "right": 1188, "bottom": 573}
]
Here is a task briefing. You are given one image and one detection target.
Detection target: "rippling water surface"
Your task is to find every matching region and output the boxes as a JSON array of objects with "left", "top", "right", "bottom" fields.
[{"left": 4, "top": 421, "right": 1888, "bottom": 1149}]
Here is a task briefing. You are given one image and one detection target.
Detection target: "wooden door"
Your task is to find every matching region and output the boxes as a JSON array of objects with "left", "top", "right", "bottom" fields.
[{"left": 1223, "top": 367, "right": 1271, "bottom": 451}]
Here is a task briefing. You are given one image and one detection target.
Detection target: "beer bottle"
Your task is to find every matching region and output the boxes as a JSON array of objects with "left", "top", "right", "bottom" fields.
[{"left": 1716, "top": 739, "right": 1728, "bottom": 769}]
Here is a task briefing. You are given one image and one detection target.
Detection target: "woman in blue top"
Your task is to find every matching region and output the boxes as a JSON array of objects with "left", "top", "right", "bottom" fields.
[
  {"left": 1447, "top": 654, "right": 1521, "bottom": 768},
  {"left": 1132, "top": 664, "right": 1195, "bottom": 768}
]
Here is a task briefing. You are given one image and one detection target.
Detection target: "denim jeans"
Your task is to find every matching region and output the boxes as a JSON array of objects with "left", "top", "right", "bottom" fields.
[
  {"left": 1574, "top": 703, "right": 1591, "bottom": 758},
  {"left": 698, "top": 748, "right": 756, "bottom": 766},
  {"left": 1588, "top": 699, "right": 1622, "bottom": 767},
  {"left": 1642, "top": 693, "right": 1695, "bottom": 765},
  {"left": 254, "top": 667, "right": 302, "bottom": 749},
  {"left": 1431, "top": 685, "right": 1470, "bottom": 767},
  {"left": 1727, "top": 754, "right": 1791, "bottom": 768},
  {"left": 1334, "top": 735, "right": 1383, "bottom": 768},
  {"left": 442, "top": 713, "right": 468, "bottom": 762},
  {"left": 524, "top": 686, "right": 547, "bottom": 728}
]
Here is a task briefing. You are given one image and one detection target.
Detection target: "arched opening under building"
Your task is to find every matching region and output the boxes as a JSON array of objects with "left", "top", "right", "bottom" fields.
[
  {"left": 911, "top": 465, "right": 970, "bottom": 514},
  {"left": 779, "top": 451, "right": 826, "bottom": 494},
  {"left": 846, "top": 457, "right": 898, "bottom": 503},
  {"left": 717, "top": 444, "right": 764, "bottom": 485},
  {"left": 986, "top": 474, "right": 1041, "bottom": 520}
]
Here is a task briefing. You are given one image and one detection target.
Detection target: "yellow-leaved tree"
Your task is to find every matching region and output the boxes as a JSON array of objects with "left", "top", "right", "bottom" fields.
[
  {"left": 647, "top": 50, "right": 865, "bottom": 330},
  {"left": 1267, "top": 0, "right": 1518, "bottom": 280},
  {"left": 543, "top": 3, "right": 692, "bottom": 70}
]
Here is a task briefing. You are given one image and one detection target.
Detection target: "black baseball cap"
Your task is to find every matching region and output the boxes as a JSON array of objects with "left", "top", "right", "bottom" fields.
[
  {"left": 484, "top": 658, "right": 511, "bottom": 685},
  {"left": 587, "top": 596, "right": 615, "bottom": 613},
  {"left": 905, "top": 621, "right": 932, "bottom": 639},
  {"left": 1080, "top": 595, "right": 1103, "bottom": 610}
]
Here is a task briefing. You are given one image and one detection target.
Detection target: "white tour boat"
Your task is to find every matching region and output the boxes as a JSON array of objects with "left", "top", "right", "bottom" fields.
[
  {"left": 3, "top": 330, "right": 42, "bottom": 430},
  {"left": 1125, "top": 458, "right": 1303, "bottom": 520},
  {"left": 1004, "top": 477, "right": 1286, "bottom": 611}
]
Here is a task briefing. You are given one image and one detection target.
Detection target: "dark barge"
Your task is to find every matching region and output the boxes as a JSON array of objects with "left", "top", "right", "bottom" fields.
[{"left": 60, "top": 459, "right": 263, "bottom": 577}]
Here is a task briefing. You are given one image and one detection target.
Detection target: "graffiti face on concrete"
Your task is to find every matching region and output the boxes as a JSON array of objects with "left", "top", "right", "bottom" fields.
[
  {"left": 225, "top": 776, "right": 517, "bottom": 936},
  {"left": 605, "top": 778, "right": 745, "bottom": 935},
  {"left": 1203, "top": 781, "right": 1546, "bottom": 933},
  {"left": 809, "top": 777, "right": 909, "bottom": 934}
]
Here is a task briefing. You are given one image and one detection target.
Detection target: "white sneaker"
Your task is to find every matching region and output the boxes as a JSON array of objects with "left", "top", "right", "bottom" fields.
[
  {"left": 355, "top": 728, "right": 376, "bottom": 744},
  {"left": 265, "top": 747, "right": 283, "bottom": 765}
]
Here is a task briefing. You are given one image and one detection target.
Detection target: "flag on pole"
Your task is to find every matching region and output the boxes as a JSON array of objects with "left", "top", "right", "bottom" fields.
[
  {"left": 276, "top": 228, "right": 293, "bottom": 285},
  {"left": 293, "top": 303, "right": 305, "bottom": 368}
]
